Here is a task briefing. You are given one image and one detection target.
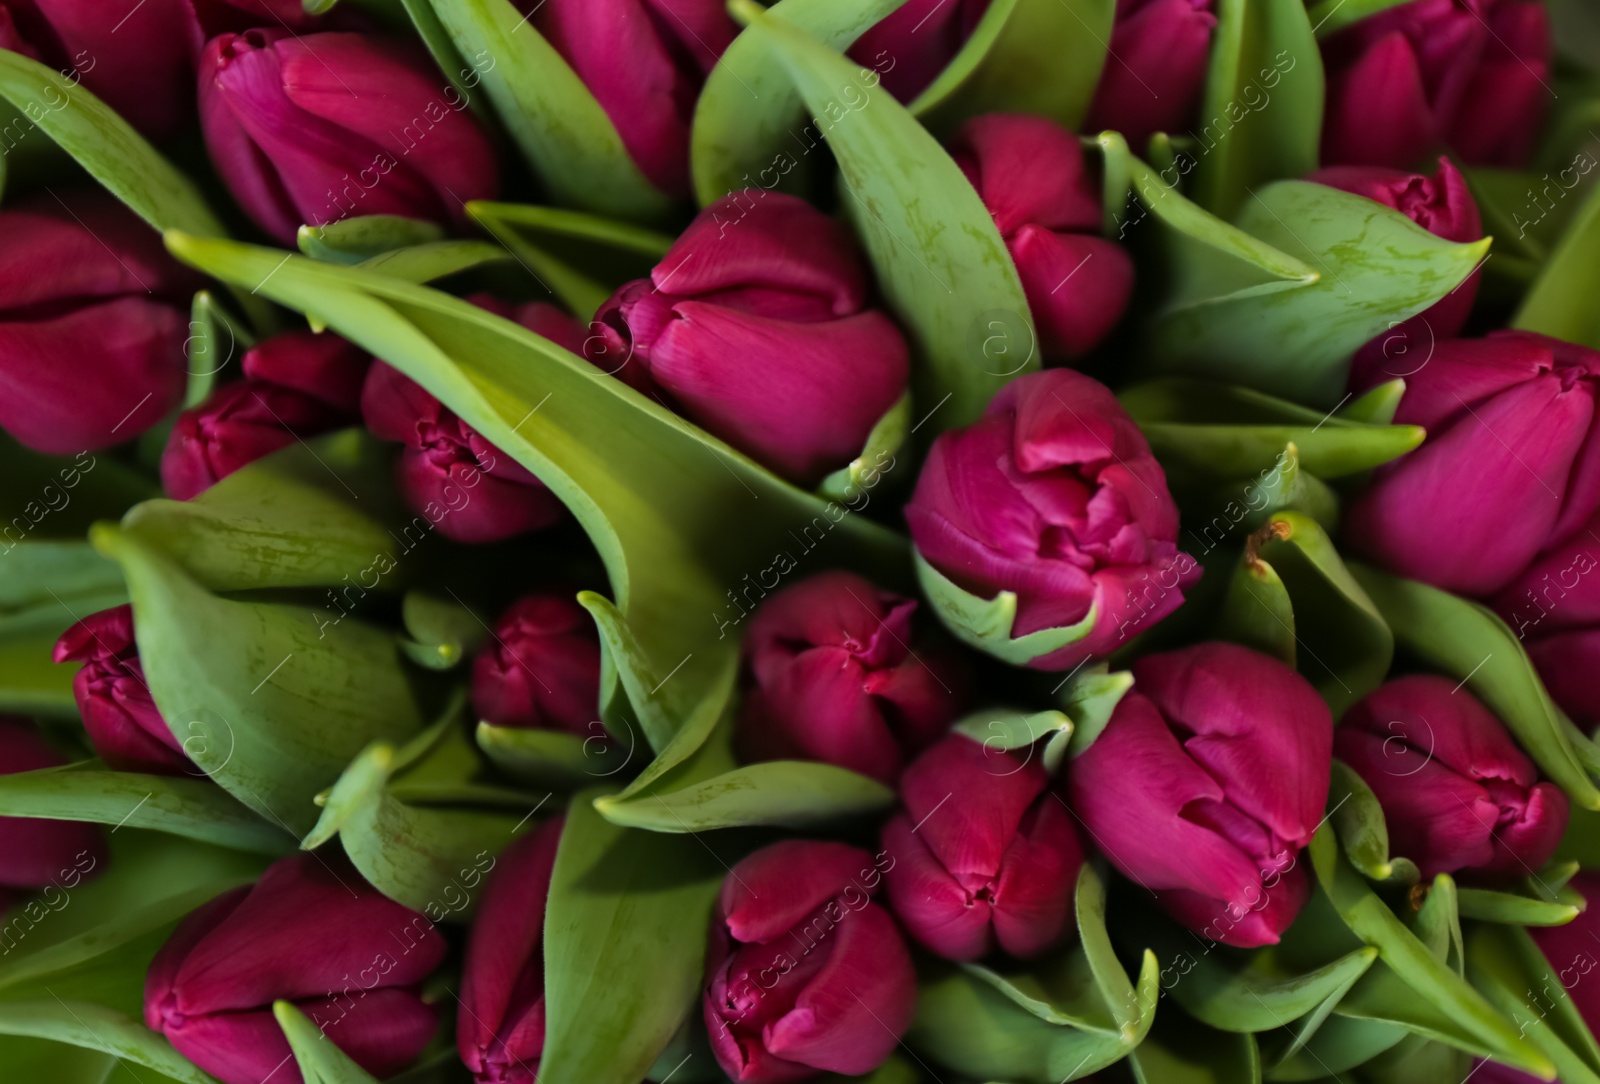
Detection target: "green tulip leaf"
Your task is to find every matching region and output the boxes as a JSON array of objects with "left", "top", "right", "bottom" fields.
[
  {"left": 961, "top": 954, "right": 1125, "bottom": 1035},
  {"left": 1130, "top": 1012, "right": 1262, "bottom": 1084},
  {"left": 1408, "top": 874, "right": 1464, "bottom": 973},
  {"left": 1338, "top": 379, "right": 1408, "bottom": 425},
  {"left": 476, "top": 721, "right": 633, "bottom": 790},
  {"left": 1351, "top": 562, "right": 1600, "bottom": 811},
  {"left": 298, "top": 216, "right": 446, "bottom": 265},
  {"left": 1216, "top": 542, "right": 1297, "bottom": 666},
  {"left": 1307, "top": 0, "right": 1417, "bottom": 36},
  {"left": 914, "top": 551, "right": 1099, "bottom": 667},
  {"left": 1467, "top": 923, "right": 1600, "bottom": 1084},
  {"left": 817, "top": 393, "right": 909, "bottom": 505},
  {"left": 399, "top": 590, "right": 486, "bottom": 671},
  {"left": 1191, "top": 0, "right": 1323, "bottom": 219},
  {"left": 739, "top": 2, "right": 1038, "bottom": 430},
  {"left": 607, "top": 658, "right": 740, "bottom": 808},
  {"left": 596, "top": 759, "right": 894, "bottom": 833},
  {"left": 274, "top": 1001, "right": 381, "bottom": 1084},
  {"left": 0, "top": 626, "right": 82, "bottom": 719},
  {"left": 1357, "top": 1035, "right": 1474, "bottom": 1084},
  {"left": 1194, "top": 445, "right": 1340, "bottom": 536},
  {"left": 1328, "top": 761, "right": 1421, "bottom": 886},
  {"left": 354, "top": 239, "right": 511, "bottom": 284},
  {"left": 539, "top": 788, "right": 726, "bottom": 1084},
  {"left": 0, "top": 1001, "right": 216, "bottom": 1084},
  {"left": 0, "top": 541, "right": 126, "bottom": 639},
  {"left": 1457, "top": 885, "right": 1582, "bottom": 927},
  {"left": 426, "top": 0, "right": 676, "bottom": 222},
  {"left": 1261, "top": 1013, "right": 1409, "bottom": 1079},
  {"left": 1059, "top": 665, "right": 1135, "bottom": 758},
  {"left": 92, "top": 524, "right": 425, "bottom": 835},
  {"left": 184, "top": 292, "right": 256, "bottom": 409},
  {"left": 1333, "top": 961, "right": 1511, "bottom": 1063},
  {"left": 0, "top": 442, "right": 158, "bottom": 547},
  {"left": 397, "top": 0, "right": 503, "bottom": 133},
  {"left": 954, "top": 708, "right": 1075, "bottom": 774},
  {"left": 578, "top": 591, "right": 694, "bottom": 755},
  {"left": 1514, "top": 175, "right": 1600, "bottom": 348}
]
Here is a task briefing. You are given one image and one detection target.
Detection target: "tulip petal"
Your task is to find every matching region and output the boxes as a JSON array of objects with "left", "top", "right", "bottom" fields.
[
  {"left": 720, "top": 841, "right": 878, "bottom": 946},
  {"left": 1322, "top": 31, "right": 1436, "bottom": 169}
]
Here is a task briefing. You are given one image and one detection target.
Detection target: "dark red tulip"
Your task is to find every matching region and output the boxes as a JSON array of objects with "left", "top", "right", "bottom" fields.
[
  {"left": 737, "top": 571, "right": 966, "bottom": 786},
  {"left": 704, "top": 840, "right": 915, "bottom": 1082},
  {"left": 53, "top": 605, "right": 189, "bottom": 776},
  {"left": 1493, "top": 518, "right": 1600, "bottom": 731},
  {"left": 199, "top": 29, "right": 498, "bottom": 243},
  {"left": 145, "top": 852, "right": 446, "bottom": 1084},
  {"left": 587, "top": 191, "right": 910, "bottom": 486},
  {"left": 950, "top": 114, "right": 1134, "bottom": 359},
  {"left": 1321, "top": 0, "right": 1552, "bottom": 169},
  {"left": 1086, "top": 0, "right": 1219, "bottom": 150},
  {"left": 847, "top": 0, "right": 993, "bottom": 103},
  {"left": 1526, "top": 874, "right": 1600, "bottom": 1057},
  {"left": 0, "top": 717, "right": 106, "bottom": 915},
  {"left": 882, "top": 734, "right": 1083, "bottom": 960},
  {"left": 0, "top": 191, "right": 197, "bottom": 454},
  {"left": 1068, "top": 643, "right": 1333, "bottom": 948},
  {"left": 471, "top": 595, "right": 600, "bottom": 736}
]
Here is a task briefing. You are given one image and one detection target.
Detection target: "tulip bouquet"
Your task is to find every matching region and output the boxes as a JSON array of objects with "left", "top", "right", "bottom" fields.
[{"left": 6, "top": 0, "right": 1600, "bottom": 1082}]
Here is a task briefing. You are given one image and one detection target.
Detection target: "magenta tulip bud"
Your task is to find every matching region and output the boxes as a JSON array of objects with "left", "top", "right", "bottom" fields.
[
  {"left": 587, "top": 191, "right": 911, "bottom": 486},
  {"left": 846, "top": 0, "right": 992, "bottom": 103},
  {"left": 950, "top": 114, "right": 1134, "bottom": 359},
  {"left": 1308, "top": 158, "right": 1484, "bottom": 390},
  {"left": 53, "top": 605, "right": 189, "bottom": 776},
  {"left": 1527, "top": 874, "right": 1600, "bottom": 1042},
  {"left": 1085, "top": 0, "right": 1219, "bottom": 150},
  {"left": 907, "top": 368, "right": 1199, "bottom": 671},
  {"left": 1337, "top": 676, "right": 1568, "bottom": 880},
  {"left": 882, "top": 733, "right": 1083, "bottom": 961},
  {"left": 471, "top": 595, "right": 600, "bottom": 736},
  {"left": 0, "top": 717, "right": 106, "bottom": 915},
  {"left": 704, "top": 840, "right": 915, "bottom": 1082},
  {"left": 0, "top": 0, "right": 193, "bottom": 138},
  {"left": 736, "top": 571, "right": 967, "bottom": 786},
  {"left": 525, "top": 0, "right": 737, "bottom": 197},
  {"left": 162, "top": 331, "right": 370, "bottom": 500},
  {"left": 1322, "top": 0, "right": 1552, "bottom": 169},
  {"left": 458, "top": 817, "right": 563, "bottom": 1084},
  {"left": 198, "top": 29, "right": 499, "bottom": 243},
  {"left": 144, "top": 852, "right": 446, "bottom": 1084},
  {"left": 1345, "top": 331, "right": 1600, "bottom": 598},
  {"left": 1067, "top": 643, "right": 1333, "bottom": 948},
  {"left": 1492, "top": 522, "right": 1600, "bottom": 731},
  {"left": 0, "top": 191, "right": 198, "bottom": 454}
]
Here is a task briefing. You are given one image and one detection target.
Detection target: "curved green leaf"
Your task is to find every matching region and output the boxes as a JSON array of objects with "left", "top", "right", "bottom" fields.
[
  {"left": 354, "top": 239, "right": 511, "bottom": 284},
  {"left": 0, "top": 1001, "right": 217, "bottom": 1084},
  {"left": 1514, "top": 174, "right": 1600, "bottom": 347},
  {"left": 1467, "top": 923, "right": 1600, "bottom": 1084},
  {"left": 274, "top": 1001, "right": 380, "bottom": 1084},
  {"left": 1457, "top": 886, "right": 1582, "bottom": 927},
  {"left": 817, "top": 393, "right": 909, "bottom": 504},
  {"left": 476, "top": 722, "right": 633, "bottom": 790},
  {"left": 1131, "top": 1013, "right": 1262, "bottom": 1084},
  {"left": 298, "top": 216, "right": 446, "bottom": 264},
  {"left": 399, "top": 590, "right": 486, "bottom": 671},
  {"left": 915, "top": 551, "right": 1098, "bottom": 666},
  {"left": 1060, "top": 665, "right": 1134, "bottom": 758},
  {"left": 954, "top": 708, "right": 1075, "bottom": 774},
  {"left": 594, "top": 759, "right": 893, "bottom": 833},
  {"left": 1328, "top": 761, "right": 1420, "bottom": 886}
]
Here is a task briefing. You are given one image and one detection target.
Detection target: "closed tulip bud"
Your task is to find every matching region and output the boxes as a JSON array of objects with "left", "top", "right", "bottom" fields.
[
  {"left": 161, "top": 331, "right": 370, "bottom": 500},
  {"left": 1492, "top": 521, "right": 1600, "bottom": 730},
  {"left": 0, "top": 717, "right": 106, "bottom": 914},
  {"left": 1345, "top": 332, "right": 1600, "bottom": 597},
  {"left": 704, "top": 840, "right": 915, "bottom": 1082},
  {"left": 1321, "top": 0, "right": 1552, "bottom": 170},
  {"left": 907, "top": 369, "right": 1199, "bottom": 671},
  {"left": 0, "top": 0, "right": 193, "bottom": 138},
  {"left": 1526, "top": 874, "right": 1600, "bottom": 1044},
  {"left": 587, "top": 191, "right": 911, "bottom": 486},
  {"left": 458, "top": 817, "right": 563, "bottom": 1084},
  {"left": 1337, "top": 676, "right": 1568, "bottom": 880},
  {"left": 53, "top": 605, "right": 189, "bottom": 775},
  {"left": 1067, "top": 643, "right": 1333, "bottom": 948},
  {"left": 0, "top": 191, "right": 198, "bottom": 454},
  {"left": 1085, "top": 0, "right": 1219, "bottom": 150},
  {"left": 198, "top": 29, "right": 498, "bottom": 243},
  {"left": 950, "top": 114, "right": 1134, "bottom": 359},
  {"left": 1307, "top": 158, "right": 1484, "bottom": 389},
  {"left": 523, "top": 0, "right": 737, "bottom": 197},
  {"left": 471, "top": 595, "right": 600, "bottom": 736},
  {"left": 144, "top": 852, "right": 446, "bottom": 1084},
  {"left": 846, "top": 0, "right": 992, "bottom": 103},
  {"left": 882, "top": 733, "right": 1083, "bottom": 960},
  {"left": 736, "top": 571, "right": 966, "bottom": 786}
]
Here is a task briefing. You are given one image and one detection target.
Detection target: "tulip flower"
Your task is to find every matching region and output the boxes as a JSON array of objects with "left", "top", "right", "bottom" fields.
[
  {"left": 471, "top": 595, "right": 600, "bottom": 736},
  {"left": 847, "top": 0, "right": 992, "bottom": 103},
  {"left": 704, "top": 840, "right": 915, "bottom": 1082},
  {"left": 188, "top": 0, "right": 342, "bottom": 37},
  {"left": 362, "top": 298, "right": 584, "bottom": 544},
  {"left": 1492, "top": 519, "right": 1600, "bottom": 731},
  {"left": 0, "top": 191, "right": 196, "bottom": 454},
  {"left": 586, "top": 191, "right": 911, "bottom": 486},
  {"left": 950, "top": 114, "right": 1134, "bottom": 359},
  {"left": 1307, "top": 158, "right": 1484, "bottom": 389},
  {"left": 1527, "top": 874, "right": 1600, "bottom": 1041},
  {"left": 458, "top": 817, "right": 563, "bottom": 1084},
  {"left": 882, "top": 733, "right": 1083, "bottom": 960},
  {"left": 736, "top": 572, "right": 966, "bottom": 786},
  {"left": 1321, "top": 0, "right": 1552, "bottom": 169},
  {"left": 145, "top": 852, "right": 446, "bottom": 1084},
  {"left": 1337, "top": 676, "right": 1568, "bottom": 880},
  {"left": 906, "top": 368, "right": 1199, "bottom": 671},
  {"left": 0, "top": 0, "right": 193, "bottom": 138},
  {"left": 1085, "top": 0, "right": 1219, "bottom": 150},
  {"left": 198, "top": 28, "right": 498, "bottom": 243},
  {"left": 162, "top": 331, "right": 370, "bottom": 500},
  {"left": 53, "top": 605, "right": 189, "bottom": 776},
  {"left": 523, "top": 0, "right": 737, "bottom": 196},
  {"left": 1344, "top": 331, "right": 1600, "bottom": 598},
  {"left": 1067, "top": 642, "right": 1333, "bottom": 948},
  {"left": 0, "top": 717, "right": 106, "bottom": 915}
]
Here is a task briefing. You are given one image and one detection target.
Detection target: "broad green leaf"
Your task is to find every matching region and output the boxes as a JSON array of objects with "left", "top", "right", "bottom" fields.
[
  {"left": 1307, "top": 0, "right": 1414, "bottom": 37},
  {"left": 915, "top": 551, "right": 1099, "bottom": 666},
  {"left": 1191, "top": 0, "right": 1323, "bottom": 219},
  {"left": 298, "top": 216, "right": 446, "bottom": 264},
  {"left": 275, "top": 1001, "right": 380, "bottom": 1084},
  {"left": 0, "top": 763, "right": 290, "bottom": 854},
  {"left": 1148, "top": 181, "right": 1492, "bottom": 406},
  {"left": 0, "top": 1001, "right": 217, "bottom": 1084},
  {"left": 1328, "top": 761, "right": 1420, "bottom": 886},
  {"left": 399, "top": 590, "right": 486, "bottom": 671},
  {"left": 579, "top": 592, "right": 694, "bottom": 754},
  {"left": 1514, "top": 175, "right": 1600, "bottom": 347},
  {"left": 1333, "top": 961, "right": 1510, "bottom": 1062},
  {"left": 477, "top": 722, "right": 633, "bottom": 790},
  {"left": 0, "top": 541, "right": 125, "bottom": 639},
  {"left": 595, "top": 759, "right": 894, "bottom": 832},
  {"left": 1078, "top": 863, "right": 1149, "bottom": 1039},
  {"left": 92, "top": 525, "right": 425, "bottom": 834},
  {"left": 742, "top": 4, "right": 1038, "bottom": 429},
  {"left": 539, "top": 789, "right": 725, "bottom": 1084},
  {"left": 1060, "top": 666, "right": 1134, "bottom": 758},
  {"left": 427, "top": 0, "right": 676, "bottom": 221},
  {"left": 0, "top": 626, "right": 80, "bottom": 718},
  {"left": 1131, "top": 1012, "right": 1262, "bottom": 1084},
  {"left": 1351, "top": 562, "right": 1600, "bottom": 811},
  {"left": 399, "top": 0, "right": 504, "bottom": 132},
  {"left": 1467, "top": 923, "right": 1600, "bottom": 1084},
  {"left": 954, "top": 708, "right": 1075, "bottom": 774}
]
